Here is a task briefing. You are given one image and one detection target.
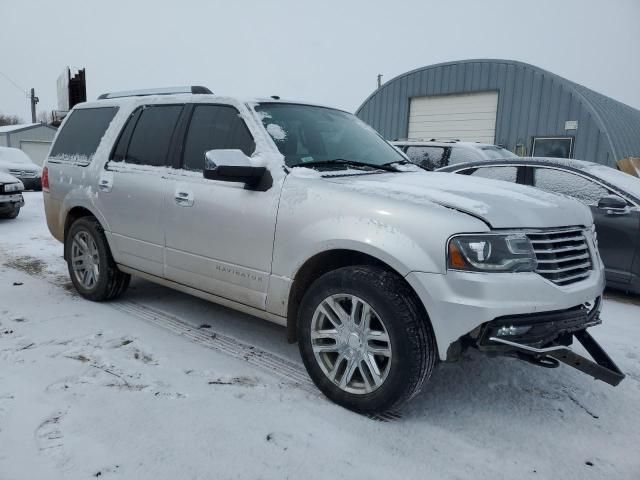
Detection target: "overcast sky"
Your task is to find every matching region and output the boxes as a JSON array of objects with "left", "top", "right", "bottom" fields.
[{"left": 1, "top": 0, "right": 639, "bottom": 121}]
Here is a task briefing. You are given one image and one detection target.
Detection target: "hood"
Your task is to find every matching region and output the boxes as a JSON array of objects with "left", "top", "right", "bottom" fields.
[
  {"left": 0, "top": 161, "right": 41, "bottom": 174},
  {"left": 0, "top": 171, "right": 22, "bottom": 184},
  {"left": 326, "top": 171, "right": 593, "bottom": 229}
]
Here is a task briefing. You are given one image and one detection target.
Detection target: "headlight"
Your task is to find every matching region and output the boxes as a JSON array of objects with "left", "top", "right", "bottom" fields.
[
  {"left": 448, "top": 233, "right": 537, "bottom": 272},
  {"left": 4, "top": 182, "right": 23, "bottom": 193}
]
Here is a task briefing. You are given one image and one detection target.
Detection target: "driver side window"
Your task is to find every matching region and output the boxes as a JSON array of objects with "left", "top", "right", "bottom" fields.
[{"left": 182, "top": 105, "right": 255, "bottom": 172}]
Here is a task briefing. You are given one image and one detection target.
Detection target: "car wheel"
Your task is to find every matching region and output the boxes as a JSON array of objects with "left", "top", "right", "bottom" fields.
[
  {"left": 0, "top": 205, "right": 20, "bottom": 219},
  {"left": 297, "top": 265, "right": 436, "bottom": 414},
  {"left": 65, "top": 217, "right": 131, "bottom": 301}
]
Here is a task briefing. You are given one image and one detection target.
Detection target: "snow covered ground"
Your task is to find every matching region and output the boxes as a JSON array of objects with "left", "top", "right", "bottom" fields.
[{"left": 1, "top": 193, "right": 639, "bottom": 480}]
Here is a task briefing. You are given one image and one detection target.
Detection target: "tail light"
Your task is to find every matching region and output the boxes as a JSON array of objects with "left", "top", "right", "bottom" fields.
[{"left": 42, "top": 166, "right": 49, "bottom": 191}]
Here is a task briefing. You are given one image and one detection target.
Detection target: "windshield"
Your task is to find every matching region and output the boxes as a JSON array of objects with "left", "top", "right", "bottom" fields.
[
  {"left": 480, "top": 146, "right": 518, "bottom": 160},
  {"left": 581, "top": 164, "right": 640, "bottom": 199},
  {"left": 255, "top": 103, "right": 405, "bottom": 168},
  {"left": 0, "top": 147, "right": 32, "bottom": 164}
]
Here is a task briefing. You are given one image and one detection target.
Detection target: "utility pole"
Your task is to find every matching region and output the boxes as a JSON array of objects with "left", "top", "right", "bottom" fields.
[
  {"left": 377, "top": 74, "right": 383, "bottom": 89},
  {"left": 30, "top": 88, "right": 39, "bottom": 123}
]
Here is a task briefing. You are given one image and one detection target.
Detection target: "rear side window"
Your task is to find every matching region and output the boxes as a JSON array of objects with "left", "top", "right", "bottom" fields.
[
  {"left": 448, "top": 146, "right": 481, "bottom": 165},
  {"left": 534, "top": 167, "right": 610, "bottom": 205},
  {"left": 405, "top": 146, "right": 448, "bottom": 170},
  {"left": 182, "top": 105, "right": 255, "bottom": 171},
  {"left": 50, "top": 107, "right": 118, "bottom": 161},
  {"left": 124, "top": 105, "right": 183, "bottom": 167},
  {"left": 467, "top": 166, "right": 518, "bottom": 182}
]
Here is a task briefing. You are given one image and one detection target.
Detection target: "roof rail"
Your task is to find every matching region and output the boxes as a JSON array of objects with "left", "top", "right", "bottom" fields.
[
  {"left": 392, "top": 137, "right": 461, "bottom": 143},
  {"left": 98, "top": 86, "right": 212, "bottom": 100}
]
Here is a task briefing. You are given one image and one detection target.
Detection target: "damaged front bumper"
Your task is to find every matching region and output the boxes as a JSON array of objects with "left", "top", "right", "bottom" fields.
[{"left": 477, "top": 297, "right": 625, "bottom": 386}]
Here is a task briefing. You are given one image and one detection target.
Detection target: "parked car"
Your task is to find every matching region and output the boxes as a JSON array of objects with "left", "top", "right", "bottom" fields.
[
  {"left": 0, "top": 171, "right": 24, "bottom": 219},
  {"left": 392, "top": 139, "right": 518, "bottom": 170},
  {"left": 43, "top": 88, "right": 623, "bottom": 413},
  {"left": 438, "top": 158, "right": 640, "bottom": 295},
  {"left": 0, "top": 146, "right": 43, "bottom": 191}
]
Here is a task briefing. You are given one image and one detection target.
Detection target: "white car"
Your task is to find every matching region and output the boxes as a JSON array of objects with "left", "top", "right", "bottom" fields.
[
  {"left": 0, "top": 146, "right": 43, "bottom": 191},
  {"left": 43, "top": 87, "right": 623, "bottom": 413},
  {"left": 0, "top": 171, "right": 25, "bottom": 219},
  {"left": 392, "top": 139, "right": 518, "bottom": 170}
]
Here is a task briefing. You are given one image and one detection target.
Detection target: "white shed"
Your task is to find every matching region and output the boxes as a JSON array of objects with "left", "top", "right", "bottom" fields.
[{"left": 0, "top": 123, "right": 57, "bottom": 166}]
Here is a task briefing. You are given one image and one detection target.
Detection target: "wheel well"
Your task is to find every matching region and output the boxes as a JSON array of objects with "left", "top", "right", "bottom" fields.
[
  {"left": 63, "top": 207, "right": 96, "bottom": 260},
  {"left": 286, "top": 249, "right": 424, "bottom": 343}
]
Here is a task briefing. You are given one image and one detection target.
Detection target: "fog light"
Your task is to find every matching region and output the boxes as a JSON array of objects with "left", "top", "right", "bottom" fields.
[{"left": 496, "top": 325, "right": 531, "bottom": 337}]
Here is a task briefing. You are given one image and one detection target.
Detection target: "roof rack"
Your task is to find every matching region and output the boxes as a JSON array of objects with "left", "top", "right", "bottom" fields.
[
  {"left": 392, "top": 137, "right": 460, "bottom": 143},
  {"left": 97, "top": 86, "right": 212, "bottom": 100}
]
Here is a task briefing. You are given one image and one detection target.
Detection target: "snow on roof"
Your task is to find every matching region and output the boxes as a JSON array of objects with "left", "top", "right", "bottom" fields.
[{"left": 0, "top": 123, "right": 41, "bottom": 133}]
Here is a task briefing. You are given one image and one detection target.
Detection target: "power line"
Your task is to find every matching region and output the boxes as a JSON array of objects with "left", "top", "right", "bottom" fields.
[{"left": 0, "top": 71, "right": 28, "bottom": 95}]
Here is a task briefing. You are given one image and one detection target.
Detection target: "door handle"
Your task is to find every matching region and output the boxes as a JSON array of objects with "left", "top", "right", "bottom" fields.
[
  {"left": 98, "top": 172, "right": 114, "bottom": 192},
  {"left": 174, "top": 190, "right": 194, "bottom": 207}
]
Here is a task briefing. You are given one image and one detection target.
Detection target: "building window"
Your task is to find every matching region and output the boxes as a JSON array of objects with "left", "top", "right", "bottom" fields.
[{"left": 531, "top": 137, "right": 573, "bottom": 158}]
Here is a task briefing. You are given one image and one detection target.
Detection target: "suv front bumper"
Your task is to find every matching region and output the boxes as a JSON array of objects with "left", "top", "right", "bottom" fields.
[
  {"left": 406, "top": 268, "right": 605, "bottom": 361},
  {"left": 407, "top": 267, "right": 624, "bottom": 385}
]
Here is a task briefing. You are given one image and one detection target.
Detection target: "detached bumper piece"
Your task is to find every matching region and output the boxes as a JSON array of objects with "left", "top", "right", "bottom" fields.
[
  {"left": 488, "top": 331, "right": 625, "bottom": 386},
  {"left": 477, "top": 297, "right": 625, "bottom": 386}
]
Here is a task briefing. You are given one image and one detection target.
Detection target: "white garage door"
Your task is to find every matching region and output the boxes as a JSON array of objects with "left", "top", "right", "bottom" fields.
[
  {"left": 20, "top": 140, "right": 52, "bottom": 166},
  {"left": 408, "top": 91, "right": 498, "bottom": 144}
]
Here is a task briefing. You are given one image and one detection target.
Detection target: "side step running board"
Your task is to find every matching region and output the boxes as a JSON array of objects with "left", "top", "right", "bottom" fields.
[{"left": 489, "top": 330, "right": 625, "bottom": 386}]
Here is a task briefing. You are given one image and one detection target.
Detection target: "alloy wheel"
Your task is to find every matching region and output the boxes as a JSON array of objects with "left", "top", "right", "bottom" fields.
[
  {"left": 310, "top": 294, "right": 392, "bottom": 394},
  {"left": 71, "top": 231, "right": 100, "bottom": 289}
]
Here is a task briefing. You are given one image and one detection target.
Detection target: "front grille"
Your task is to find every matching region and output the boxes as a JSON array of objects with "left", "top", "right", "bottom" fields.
[
  {"left": 527, "top": 229, "right": 592, "bottom": 286},
  {"left": 8, "top": 169, "right": 37, "bottom": 178}
]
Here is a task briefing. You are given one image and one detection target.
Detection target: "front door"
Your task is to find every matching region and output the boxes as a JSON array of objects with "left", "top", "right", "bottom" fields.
[{"left": 162, "top": 104, "right": 281, "bottom": 310}]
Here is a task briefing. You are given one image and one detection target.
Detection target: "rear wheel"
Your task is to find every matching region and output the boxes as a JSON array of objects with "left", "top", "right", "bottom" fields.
[
  {"left": 297, "top": 265, "right": 436, "bottom": 414},
  {"left": 65, "top": 217, "right": 130, "bottom": 301}
]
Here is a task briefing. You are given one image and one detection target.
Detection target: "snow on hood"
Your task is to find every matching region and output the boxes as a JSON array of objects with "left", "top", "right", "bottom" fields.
[
  {"left": 0, "top": 171, "right": 21, "bottom": 184},
  {"left": 326, "top": 171, "right": 593, "bottom": 229}
]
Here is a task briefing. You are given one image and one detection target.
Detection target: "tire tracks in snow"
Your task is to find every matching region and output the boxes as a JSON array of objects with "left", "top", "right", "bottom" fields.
[
  {"left": 2, "top": 257, "right": 401, "bottom": 421},
  {"left": 110, "top": 301, "right": 314, "bottom": 391},
  {"left": 110, "top": 301, "right": 403, "bottom": 422}
]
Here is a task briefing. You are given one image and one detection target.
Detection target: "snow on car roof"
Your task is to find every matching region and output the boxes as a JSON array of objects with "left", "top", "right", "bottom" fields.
[
  {"left": 79, "top": 93, "right": 337, "bottom": 112},
  {"left": 0, "top": 123, "right": 40, "bottom": 133}
]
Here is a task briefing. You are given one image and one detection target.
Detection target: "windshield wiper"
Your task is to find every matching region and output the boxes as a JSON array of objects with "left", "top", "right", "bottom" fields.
[{"left": 289, "top": 159, "right": 397, "bottom": 172}]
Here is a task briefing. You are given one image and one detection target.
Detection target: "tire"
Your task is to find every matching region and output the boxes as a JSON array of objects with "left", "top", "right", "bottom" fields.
[
  {"left": 297, "top": 265, "right": 436, "bottom": 414},
  {"left": 0, "top": 205, "right": 20, "bottom": 219},
  {"left": 65, "top": 217, "right": 131, "bottom": 301}
]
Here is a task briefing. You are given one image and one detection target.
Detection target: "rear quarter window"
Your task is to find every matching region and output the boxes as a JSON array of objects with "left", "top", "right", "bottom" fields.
[{"left": 49, "top": 107, "right": 118, "bottom": 163}]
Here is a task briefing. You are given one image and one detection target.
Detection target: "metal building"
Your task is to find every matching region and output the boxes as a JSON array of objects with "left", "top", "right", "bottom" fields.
[
  {"left": 0, "top": 123, "right": 57, "bottom": 165},
  {"left": 356, "top": 59, "right": 640, "bottom": 167}
]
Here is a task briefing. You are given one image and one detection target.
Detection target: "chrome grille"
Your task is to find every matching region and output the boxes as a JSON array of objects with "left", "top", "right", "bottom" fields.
[
  {"left": 527, "top": 229, "right": 592, "bottom": 286},
  {"left": 9, "top": 169, "right": 37, "bottom": 178}
]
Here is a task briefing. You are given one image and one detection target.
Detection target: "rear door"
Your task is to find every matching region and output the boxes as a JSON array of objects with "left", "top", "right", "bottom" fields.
[
  {"left": 162, "top": 103, "right": 281, "bottom": 310},
  {"left": 97, "top": 104, "right": 184, "bottom": 277},
  {"left": 531, "top": 166, "right": 640, "bottom": 286}
]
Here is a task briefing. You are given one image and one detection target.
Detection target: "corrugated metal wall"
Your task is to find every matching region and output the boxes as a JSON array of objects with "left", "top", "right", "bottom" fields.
[{"left": 356, "top": 59, "right": 640, "bottom": 167}]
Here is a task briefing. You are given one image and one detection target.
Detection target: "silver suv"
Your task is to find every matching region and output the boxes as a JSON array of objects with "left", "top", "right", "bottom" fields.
[{"left": 43, "top": 87, "right": 623, "bottom": 413}]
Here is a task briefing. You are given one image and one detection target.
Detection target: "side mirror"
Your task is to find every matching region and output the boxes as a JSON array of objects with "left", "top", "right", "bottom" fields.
[
  {"left": 203, "top": 150, "right": 271, "bottom": 190},
  {"left": 597, "top": 195, "right": 629, "bottom": 214}
]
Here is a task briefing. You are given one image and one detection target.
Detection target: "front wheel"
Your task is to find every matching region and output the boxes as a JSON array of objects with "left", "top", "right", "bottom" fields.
[
  {"left": 65, "top": 217, "right": 130, "bottom": 301},
  {"left": 297, "top": 265, "right": 436, "bottom": 414},
  {"left": 0, "top": 205, "right": 20, "bottom": 219}
]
